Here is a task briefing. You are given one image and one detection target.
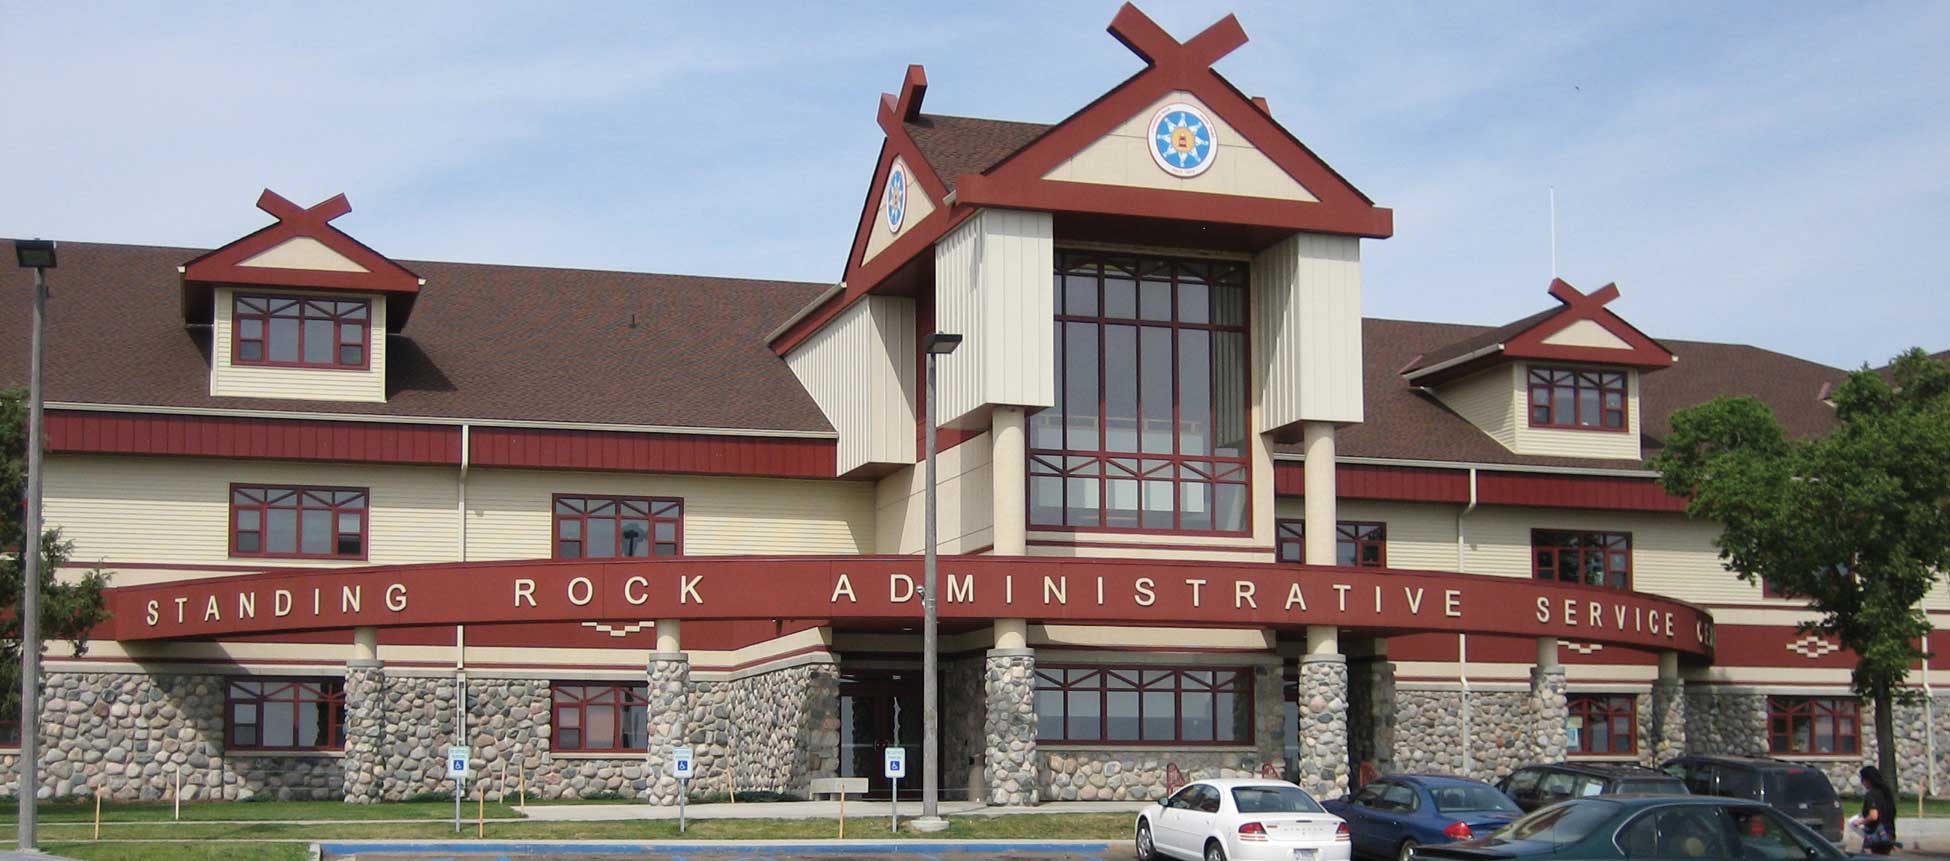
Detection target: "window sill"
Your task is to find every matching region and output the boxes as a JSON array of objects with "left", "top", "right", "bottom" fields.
[
  {"left": 1038, "top": 743, "right": 1258, "bottom": 753},
  {"left": 550, "top": 750, "right": 648, "bottom": 760},
  {"left": 1567, "top": 753, "right": 1641, "bottom": 762},
  {"left": 225, "top": 749, "right": 345, "bottom": 759},
  {"left": 1772, "top": 753, "right": 1865, "bottom": 762}
]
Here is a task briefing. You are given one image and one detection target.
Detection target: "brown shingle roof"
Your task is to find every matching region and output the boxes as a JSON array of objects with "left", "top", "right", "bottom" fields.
[
  {"left": 1399, "top": 305, "right": 1558, "bottom": 376},
  {"left": 0, "top": 240, "right": 835, "bottom": 434},
  {"left": 903, "top": 113, "right": 1051, "bottom": 193}
]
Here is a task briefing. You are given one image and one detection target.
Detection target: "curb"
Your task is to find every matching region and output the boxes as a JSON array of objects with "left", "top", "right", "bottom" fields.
[{"left": 317, "top": 839, "right": 1119, "bottom": 854}]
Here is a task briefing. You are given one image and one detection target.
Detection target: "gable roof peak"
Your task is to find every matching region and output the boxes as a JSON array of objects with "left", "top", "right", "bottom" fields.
[
  {"left": 1402, "top": 277, "right": 1678, "bottom": 385},
  {"left": 179, "top": 188, "right": 423, "bottom": 331},
  {"left": 1107, "top": 3, "right": 1248, "bottom": 72}
]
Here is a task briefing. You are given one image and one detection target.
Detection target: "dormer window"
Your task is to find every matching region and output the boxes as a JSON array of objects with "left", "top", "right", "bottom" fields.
[
  {"left": 1527, "top": 367, "right": 1626, "bottom": 431},
  {"left": 233, "top": 294, "right": 371, "bottom": 369}
]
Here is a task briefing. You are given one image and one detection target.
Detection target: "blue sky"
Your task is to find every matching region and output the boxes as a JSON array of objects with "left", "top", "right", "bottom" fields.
[{"left": 2, "top": 2, "right": 1943, "bottom": 369}]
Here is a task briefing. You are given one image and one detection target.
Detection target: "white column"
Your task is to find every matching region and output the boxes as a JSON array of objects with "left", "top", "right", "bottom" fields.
[
  {"left": 352, "top": 626, "right": 380, "bottom": 662},
  {"left": 1303, "top": 422, "right": 1337, "bottom": 564},
  {"left": 654, "top": 619, "right": 682, "bottom": 656},
  {"left": 991, "top": 407, "right": 1028, "bottom": 555},
  {"left": 994, "top": 618, "right": 1029, "bottom": 651},
  {"left": 1535, "top": 636, "right": 1561, "bottom": 671}
]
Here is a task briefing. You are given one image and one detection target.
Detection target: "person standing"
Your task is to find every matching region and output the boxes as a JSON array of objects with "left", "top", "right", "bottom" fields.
[{"left": 1857, "top": 766, "right": 1898, "bottom": 856}]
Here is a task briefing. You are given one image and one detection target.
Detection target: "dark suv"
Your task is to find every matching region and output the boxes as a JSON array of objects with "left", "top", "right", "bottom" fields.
[
  {"left": 1662, "top": 755, "right": 1844, "bottom": 842},
  {"left": 1496, "top": 762, "right": 1689, "bottom": 811}
]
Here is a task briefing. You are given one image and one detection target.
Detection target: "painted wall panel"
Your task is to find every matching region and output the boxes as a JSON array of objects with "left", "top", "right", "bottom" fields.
[
  {"left": 785, "top": 295, "right": 916, "bottom": 475},
  {"left": 1274, "top": 497, "right": 1461, "bottom": 572},
  {"left": 1541, "top": 319, "right": 1633, "bottom": 349},
  {"left": 874, "top": 431, "right": 995, "bottom": 555},
  {"left": 465, "top": 467, "right": 874, "bottom": 560},
  {"left": 861, "top": 157, "right": 936, "bottom": 266},
  {"left": 933, "top": 209, "right": 1055, "bottom": 426},
  {"left": 1041, "top": 91, "right": 1317, "bottom": 202},
  {"left": 45, "top": 410, "right": 460, "bottom": 465},
  {"left": 43, "top": 454, "right": 457, "bottom": 569},
  {"left": 1432, "top": 365, "right": 1521, "bottom": 452},
  {"left": 1254, "top": 232, "right": 1364, "bottom": 430},
  {"left": 209, "top": 286, "right": 388, "bottom": 403}
]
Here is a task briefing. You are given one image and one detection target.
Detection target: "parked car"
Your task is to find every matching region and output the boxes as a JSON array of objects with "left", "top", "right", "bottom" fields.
[
  {"left": 1495, "top": 763, "right": 1688, "bottom": 812},
  {"left": 1411, "top": 795, "right": 1852, "bottom": 860},
  {"left": 1661, "top": 754, "right": 1845, "bottom": 842},
  {"left": 1136, "top": 778, "right": 1352, "bottom": 861},
  {"left": 1323, "top": 774, "right": 1523, "bottom": 861}
]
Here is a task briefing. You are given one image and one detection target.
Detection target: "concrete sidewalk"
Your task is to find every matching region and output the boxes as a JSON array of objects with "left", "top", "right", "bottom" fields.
[{"left": 515, "top": 799, "right": 1149, "bottom": 821}]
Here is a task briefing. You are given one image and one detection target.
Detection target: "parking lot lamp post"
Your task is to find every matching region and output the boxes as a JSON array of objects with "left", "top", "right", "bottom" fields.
[
  {"left": 916, "top": 332, "right": 961, "bottom": 832},
  {"left": 13, "top": 239, "right": 56, "bottom": 852}
]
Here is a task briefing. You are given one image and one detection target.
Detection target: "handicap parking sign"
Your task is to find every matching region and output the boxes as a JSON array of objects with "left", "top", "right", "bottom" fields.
[
  {"left": 446, "top": 745, "right": 470, "bottom": 779},
  {"left": 671, "top": 746, "right": 695, "bottom": 779},
  {"left": 884, "top": 746, "right": 906, "bottom": 779}
]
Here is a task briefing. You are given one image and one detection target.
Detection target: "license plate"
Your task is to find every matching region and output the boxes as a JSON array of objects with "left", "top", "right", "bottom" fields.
[{"left": 1292, "top": 850, "right": 1317, "bottom": 861}]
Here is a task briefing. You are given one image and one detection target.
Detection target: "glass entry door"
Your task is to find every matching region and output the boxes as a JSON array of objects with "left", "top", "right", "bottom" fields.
[{"left": 838, "top": 670, "right": 922, "bottom": 798}]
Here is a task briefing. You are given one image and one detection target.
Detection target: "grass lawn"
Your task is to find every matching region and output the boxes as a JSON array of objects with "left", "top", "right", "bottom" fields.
[
  {"left": 0, "top": 798, "right": 524, "bottom": 823},
  {"left": 47, "top": 843, "right": 312, "bottom": 861},
  {"left": 5, "top": 812, "right": 1132, "bottom": 848}
]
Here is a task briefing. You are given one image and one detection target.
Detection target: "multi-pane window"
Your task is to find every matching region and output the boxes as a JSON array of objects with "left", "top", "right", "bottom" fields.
[
  {"left": 233, "top": 295, "right": 371, "bottom": 369},
  {"left": 1533, "top": 530, "right": 1631, "bottom": 590},
  {"left": 1029, "top": 252, "right": 1250, "bottom": 534},
  {"left": 226, "top": 679, "right": 346, "bottom": 751},
  {"left": 1567, "top": 694, "right": 1637, "bottom": 755},
  {"left": 1768, "top": 696, "right": 1860, "bottom": 755},
  {"left": 1032, "top": 667, "right": 1251, "bottom": 744},
  {"left": 231, "top": 486, "right": 368, "bottom": 559},
  {"left": 1275, "top": 520, "right": 1387, "bottom": 567},
  {"left": 553, "top": 496, "right": 682, "bottom": 559},
  {"left": 552, "top": 683, "right": 650, "bottom": 752},
  {"left": 1527, "top": 367, "right": 1627, "bottom": 430}
]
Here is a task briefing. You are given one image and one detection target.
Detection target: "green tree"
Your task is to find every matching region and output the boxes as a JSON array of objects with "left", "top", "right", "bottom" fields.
[
  {"left": 2, "top": 386, "right": 111, "bottom": 738},
  {"left": 1653, "top": 348, "right": 1950, "bottom": 785}
]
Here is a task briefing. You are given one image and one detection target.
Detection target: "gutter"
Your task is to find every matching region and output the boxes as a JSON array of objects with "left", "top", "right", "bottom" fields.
[
  {"left": 764, "top": 281, "right": 847, "bottom": 346},
  {"left": 1456, "top": 468, "right": 1477, "bottom": 777},
  {"left": 1278, "top": 452, "right": 1659, "bottom": 480},
  {"left": 46, "top": 401, "right": 839, "bottom": 440}
]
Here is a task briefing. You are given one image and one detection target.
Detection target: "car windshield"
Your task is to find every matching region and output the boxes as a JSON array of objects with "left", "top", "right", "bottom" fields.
[
  {"left": 1233, "top": 786, "right": 1325, "bottom": 814},
  {"left": 1490, "top": 800, "right": 1617, "bottom": 845},
  {"left": 1616, "top": 778, "right": 1688, "bottom": 795},
  {"left": 1769, "top": 769, "right": 1838, "bottom": 804},
  {"left": 1431, "top": 784, "right": 1521, "bottom": 813}
]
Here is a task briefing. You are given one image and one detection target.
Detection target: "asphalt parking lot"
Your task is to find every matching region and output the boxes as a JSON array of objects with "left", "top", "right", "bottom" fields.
[{"left": 319, "top": 843, "right": 1121, "bottom": 861}]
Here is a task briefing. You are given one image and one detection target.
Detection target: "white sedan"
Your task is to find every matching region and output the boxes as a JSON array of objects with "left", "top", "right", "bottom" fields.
[{"left": 1136, "top": 778, "right": 1353, "bottom": 861}]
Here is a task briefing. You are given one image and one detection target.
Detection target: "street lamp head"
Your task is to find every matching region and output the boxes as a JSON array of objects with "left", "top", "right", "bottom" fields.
[
  {"left": 13, "top": 239, "right": 56, "bottom": 270},
  {"left": 922, "top": 332, "right": 962, "bottom": 355}
]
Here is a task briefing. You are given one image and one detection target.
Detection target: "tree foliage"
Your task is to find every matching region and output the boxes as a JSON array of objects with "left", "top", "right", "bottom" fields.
[
  {"left": 1653, "top": 348, "right": 1950, "bottom": 780},
  {"left": 2, "top": 386, "right": 111, "bottom": 728}
]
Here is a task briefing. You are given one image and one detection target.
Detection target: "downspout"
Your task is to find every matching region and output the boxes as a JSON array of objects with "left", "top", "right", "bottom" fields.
[
  {"left": 1926, "top": 635, "right": 1936, "bottom": 796},
  {"left": 456, "top": 425, "right": 471, "bottom": 764},
  {"left": 1457, "top": 468, "right": 1478, "bottom": 776}
]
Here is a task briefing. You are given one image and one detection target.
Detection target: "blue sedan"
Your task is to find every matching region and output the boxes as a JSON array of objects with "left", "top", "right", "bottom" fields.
[{"left": 1323, "top": 775, "right": 1524, "bottom": 861}]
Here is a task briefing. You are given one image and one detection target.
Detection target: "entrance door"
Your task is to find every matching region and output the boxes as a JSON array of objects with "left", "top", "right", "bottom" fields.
[{"left": 838, "top": 670, "right": 922, "bottom": 798}]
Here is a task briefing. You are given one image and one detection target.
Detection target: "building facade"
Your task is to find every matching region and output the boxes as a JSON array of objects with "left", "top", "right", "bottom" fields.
[{"left": 3, "top": 5, "right": 1946, "bottom": 806}]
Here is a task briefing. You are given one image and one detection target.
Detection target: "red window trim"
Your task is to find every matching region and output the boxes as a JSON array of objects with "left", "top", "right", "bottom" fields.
[
  {"left": 1032, "top": 665, "right": 1254, "bottom": 746},
  {"left": 1767, "top": 695, "right": 1861, "bottom": 756},
  {"left": 224, "top": 677, "right": 347, "bottom": 752},
  {"left": 551, "top": 682, "right": 651, "bottom": 753},
  {"left": 1276, "top": 519, "right": 1388, "bottom": 567},
  {"left": 228, "top": 483, "right": 371, "bottom": 561},
  {"left": 1028, "top": 251, "right": 1253, "bottom": 537},
  {"left": 1531, "top": 528, "right": 1633, "bottom": 591},
  {"left": 1526, "top": 366, "right": 1628, "bottom": 432},
  {"left": 551, "top": 494, "right": 684, "bottom": 560},
  {"left": 231, "top": 293, "right": 374, "bottom": 371},
  {"left": 1566, "top": 693, "right": 1638, "bottom": 756}
]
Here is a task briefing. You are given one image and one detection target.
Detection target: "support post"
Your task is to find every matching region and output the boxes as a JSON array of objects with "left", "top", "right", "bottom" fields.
[
  {"left": 915, "top": 348, "right": 950, "bottom": 832},
  {"left": 645, "top": 620, "right": 690, "bottom": 806},
  {"left": 342, "top": 627, "right": 387, "bottom": 803},
  {"left": 984, "top": 620, "right": 1037, "bottom": 805},
  {"left": 1302, "top": 423, "right": 1337, "bottom": 564},
  {"left": 990, "top": 406, "right": 1027, "bottom": 555},
  {"left": 16, "top": 263, "right": 47, "bottom": 849},
  {"left": 1648, "top": 651, "right": 1688, "bottom": 763},
  {"left": 1529, "top": 637, "right": 1568, "bottom": 762},
  {"left": 1297, "top": 625, "right": 1350, "bottom": 798}
]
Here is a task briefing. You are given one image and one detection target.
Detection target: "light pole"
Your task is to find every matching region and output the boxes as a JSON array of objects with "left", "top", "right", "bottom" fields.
[
  {"left": 13, "top": 239, "right": 55, "bottom": 852},
  {"left": 914, "top": 331, "right": 961, "bottom": 833}
]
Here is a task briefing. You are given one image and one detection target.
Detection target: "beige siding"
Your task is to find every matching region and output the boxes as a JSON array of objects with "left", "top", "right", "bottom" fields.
[
  {"left": 861, "top": 157, "right": 936, "bottom": 266},
  {"left": 1510, "top": 363, "right": 1642, "bottom": 461},
  {"left": 1041, "top": 91, "right": 1317, "bottom": 202},
  {"left": 466, "top": 468, "right": 874, "bottom": 560},
  {"left": 1274, "top": 497, "right": 1463, "bottom": 572},
  {"left": 1541, "top": 319, "right": 1633, "bottom": 349},
  {"left": 209, "top": 285, "right": 388, "bottom": 403},
  {"left": 238, "top": 236, "right": 369, "bottom": 272},
  {"left": 1460, "top": 505, "right": 1742, "bottom": 602},
  {"left": 933, "top": 209, "right": 1056, "bottom": 427},
  {"left": 875, "top": 432, "right": 996, "bottom": 555},
  {"left": 1432, "top": 365, "right": 1521, "bottom": 452},
  {"left": 785, "top": 295, "right": 916, "bottom": 475},
  {"left": 43, "top": 454, "right": 457, "bottom": 569},
  {"left": 1253, "top": 233, "right": 1364, "bottom": 430}
]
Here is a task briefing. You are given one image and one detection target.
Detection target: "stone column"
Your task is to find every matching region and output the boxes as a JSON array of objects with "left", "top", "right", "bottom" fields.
[
  {"left": 991, "top": 406, "right": 1028, "bottom": 556},
  {"left": 643, "top": 619, "right": 691, "bottom": 806},
  {"left": 1297, "top": 625, "right": 1350, "bottom": 798},
  {"left": 1647, "top": 650, "right": 1687, "bottom": 763},
  {"left": 1529, "top": 637, "right": 1569, "bottom": 762},
  {"left": 342, "top": 627, "right": 386, "bottom": 803},
  {"left": 1302, "top": 423, "right": 1337, "bottom": 564},
  {"left": 984, "top": 619, "right": 1038, "bottom": 806}
]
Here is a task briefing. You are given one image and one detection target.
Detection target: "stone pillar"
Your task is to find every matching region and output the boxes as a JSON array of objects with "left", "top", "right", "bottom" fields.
[
  {"left": 643, "top": 619, "right": 691, "bottom": 806},
  {"left": 1349, "top": 639, "right": 1397, "bottom": 776},
  {"left": 991, "top": 406, "right": 1027, "bottom": 556},
  {"left": 1647, "top": 651, "right": 1687, "bottom": 763},
  {"left": 1302, "top": 423, "right": 1337, "bottom": 564},
  {"left": 1297, "top": 625, "right": 1350, "bottom": 798},
  {"left": 1529, "top": 637, "right": 1568, "bottom": 762},
  {"left": 342, "top": 627, "right": 386, "bottom": 803},
  {"left": 984, "top": 619, "right": 1037, "bottom": 806}
]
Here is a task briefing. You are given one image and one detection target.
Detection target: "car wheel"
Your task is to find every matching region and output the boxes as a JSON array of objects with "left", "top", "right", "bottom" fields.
[
  {"left": 1397, "top": 839, "right": 1420, "bottom": 861},
  {"left": 1205, "top": 838, "right": 1228, "bottom": 861},
  {"left": 1136, "top": 821, "right": 1156, "bottom": 861}
]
